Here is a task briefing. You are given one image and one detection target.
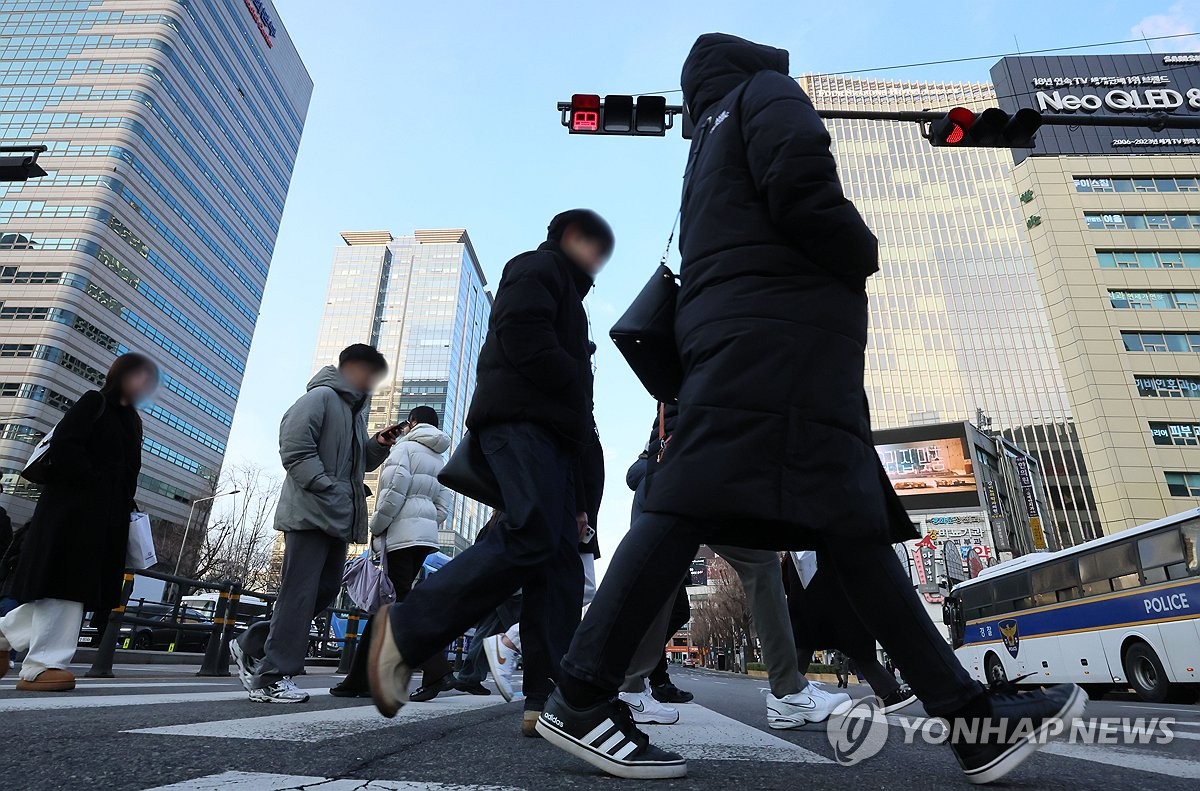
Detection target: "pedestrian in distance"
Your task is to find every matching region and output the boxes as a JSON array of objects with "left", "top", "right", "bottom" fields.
[
  {"left": 232, "top": 344, "right": 402, "bottom": 704},
  {"left": 0, "top": 352, "right": 157, "bottom": 691},
  {"left": 330, "top": 406, "right": 455, "bottom": 700},
  {"left": 537, "top": 33, "right": 1085, "bottom": 784},
  {"left": 365, "top": 209, "right": 612, "bottom": 738}
]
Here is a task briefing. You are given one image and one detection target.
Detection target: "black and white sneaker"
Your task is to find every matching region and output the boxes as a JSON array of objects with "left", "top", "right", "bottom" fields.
[
  {"left": 879, "top": 684, "right": 918, "bottom": 714},
  {"left": 536, "top": 690, "right": 687, "bottom": 779},
  {"left": 949, "top": 681, "right": 1086, "bottom": 785}
]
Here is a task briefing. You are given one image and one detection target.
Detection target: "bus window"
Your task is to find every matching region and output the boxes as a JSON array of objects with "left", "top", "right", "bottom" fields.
[
  {"left": 1032, "top": 559, "right": 1081, "bottom": 606},
  {"left": 994, "top": 572, "right": 1032, "bottom": 612},
  {"left": 1180, "top": 521, "right": 1199, "bottom": 575},
  {"left": 960, "top": 582, "right": 993, "bottom": 620},
  {"left": 1139, "top": 530, "right": 1186, "bottom": 584},
  {"left": 1079, "top": 543, "right": 1138, "bottom": 597}
]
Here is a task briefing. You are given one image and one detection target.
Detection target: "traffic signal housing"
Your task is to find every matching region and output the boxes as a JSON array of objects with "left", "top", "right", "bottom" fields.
[
  {"left": 927, "top": 107, "right": 1043, "bottom": 148},
  {"left": 565, "top": 94, "right": 672, "bottom": 136}
]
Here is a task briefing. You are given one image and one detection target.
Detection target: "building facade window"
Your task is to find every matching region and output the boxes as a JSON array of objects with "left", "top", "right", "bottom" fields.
[
  {"left": 1121, "top": 332, "right": 1200, "bottom": 353},
  {"left": 1150, "top": 422, "right": 1200, "bottom": 447},
  {"left": 1096, "top": 251, "right": 1200, "bottom": 270},
  {"left": 1075, "top": 176, "right": 1200, "bottom": 193},
  {"left": 1085, "top": 213, "right": 1200, "bottom": 231},
  {"left": 1165, "top": 472, "right": 1200, "bottom": 497},
  {"left": 1134, "top": 375, "right": 1200, "bottom": 399},
  {"left": 1109, "top": 290, "right": 1200, "bottom": 310}
]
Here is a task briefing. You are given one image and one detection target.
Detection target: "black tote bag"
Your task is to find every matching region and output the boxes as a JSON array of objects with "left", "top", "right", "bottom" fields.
[
  {"left": 438, "top": 431, "right": 504, "bottom": 511},
  {"left": 609, "top": 264, "right": 682, "bottom": 403}
]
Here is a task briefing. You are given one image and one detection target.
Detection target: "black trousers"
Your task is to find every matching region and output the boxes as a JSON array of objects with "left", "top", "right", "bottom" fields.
[
  {"left": 561, "top": 511, "right": 983, "bottom": 716},
  {"left": 388, "top": 422, "right": 582, "bottom": 710},
  {"left": 648, "top": 577, "right": 690, "bottom": 687}
]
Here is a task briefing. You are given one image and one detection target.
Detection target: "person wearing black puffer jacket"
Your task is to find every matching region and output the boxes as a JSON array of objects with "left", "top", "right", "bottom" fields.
[
  {"left": 538, "top": 34, "right": 1085, "bottom": 783},
  {"left": 366, "top": 210, "right": 612, "bottom": 735}
]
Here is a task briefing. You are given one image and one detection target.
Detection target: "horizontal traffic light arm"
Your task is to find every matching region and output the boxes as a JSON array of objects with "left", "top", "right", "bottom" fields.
[{"left": 816, "top": 109, "right": 1200, "bottom": 131}]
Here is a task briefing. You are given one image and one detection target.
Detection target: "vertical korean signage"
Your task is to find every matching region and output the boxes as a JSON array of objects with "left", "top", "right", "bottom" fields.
[{"left": 1014, "top": 456, "right": 1048, "bottom": 551}]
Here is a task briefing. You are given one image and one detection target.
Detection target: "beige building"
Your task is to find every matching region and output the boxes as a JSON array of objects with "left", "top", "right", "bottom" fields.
[{"left": 1014, "top": 159, "right": 1200, "bottom": 533}]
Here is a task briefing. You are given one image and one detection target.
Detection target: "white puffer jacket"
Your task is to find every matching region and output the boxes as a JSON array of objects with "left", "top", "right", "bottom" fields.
[{"left": 369, "top": 423, "right": 453, "bottom": 551}]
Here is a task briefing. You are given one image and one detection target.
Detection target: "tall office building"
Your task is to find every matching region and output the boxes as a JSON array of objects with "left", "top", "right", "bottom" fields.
[
  {"left": 800, "top": 74, "right": 1102, "bottom": 546},
  {"left": 993, "top": 54, "right": 1200, "bottom": 533},
  {"left": 314, "top": 229, "right": 492, "bottom": 555},
  {"left": 0, "top": 1, "right": 312, "bottom": 553}
]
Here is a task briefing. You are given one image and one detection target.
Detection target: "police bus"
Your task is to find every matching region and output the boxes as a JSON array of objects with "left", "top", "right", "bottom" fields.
[{"left": 943, "top": 508, "right": 1200, "bottom": 703}]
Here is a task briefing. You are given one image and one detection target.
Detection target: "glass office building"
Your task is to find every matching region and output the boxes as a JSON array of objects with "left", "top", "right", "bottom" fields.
[
  {"left": 799, "top": 74, "right": 1102, "bottom": 546},
  {"left": 314, "top": 229, "right": 492, "bottom": 555},
  {"left": 0, "top": 1, "right": 312, "bottom": 554}
]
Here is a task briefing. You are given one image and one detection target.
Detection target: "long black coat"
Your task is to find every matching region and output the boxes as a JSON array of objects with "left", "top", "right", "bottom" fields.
[
  {"left": 644, "top": 33, "right": 916, "bottom": 548},
  {"left": 12, "top": 390, "right": 142, "bottom": 611},
  {"left": 465, "top": 240, "right": 595, "bottom": 448}
]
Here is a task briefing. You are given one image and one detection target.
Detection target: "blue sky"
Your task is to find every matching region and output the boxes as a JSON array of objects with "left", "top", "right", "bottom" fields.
[{"left": 225, "top": 0, "right": 1199, "bottom": 570}]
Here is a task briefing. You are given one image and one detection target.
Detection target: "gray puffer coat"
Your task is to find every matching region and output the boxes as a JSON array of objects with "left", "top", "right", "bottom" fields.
[{"left": 274, "top": 366, "right": 388, "bottom": 544}]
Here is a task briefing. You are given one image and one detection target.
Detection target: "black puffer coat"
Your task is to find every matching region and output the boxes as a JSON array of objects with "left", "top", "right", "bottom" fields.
[
  {"left": 643, "top": 33, "right": 915, "bottom": 548},
  {"left": 465, "top": 241, "right": 595, "bottom": 448},
  {"left": 12, "top": 390, "right": 142, "bottom": 611}
]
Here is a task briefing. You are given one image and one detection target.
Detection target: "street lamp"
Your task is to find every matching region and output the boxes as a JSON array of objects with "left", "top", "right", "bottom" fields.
[
  {"left": 173, "top": 489, "right": 241, "bottom": 578},
  {"left": 0, "top": 144, "right": 48, "bottom": 182}
]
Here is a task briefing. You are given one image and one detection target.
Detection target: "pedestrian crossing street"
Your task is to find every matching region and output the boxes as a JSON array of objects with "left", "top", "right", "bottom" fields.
[{"left": 3, "top": 674, "right": 1199, "bottom": 788}]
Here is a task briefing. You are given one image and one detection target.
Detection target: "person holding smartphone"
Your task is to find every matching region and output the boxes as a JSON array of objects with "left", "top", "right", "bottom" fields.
[{"left": 231, "top": 344, "right": 400, "bottom": 704}]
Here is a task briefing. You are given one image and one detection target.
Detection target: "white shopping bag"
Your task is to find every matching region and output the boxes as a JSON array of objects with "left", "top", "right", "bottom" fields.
[
  {"left": 126, "top": 512, "right": 157, "bottom": 570},
  {"left": 790, "top": 550, "right": 818, "bottom": 589}
]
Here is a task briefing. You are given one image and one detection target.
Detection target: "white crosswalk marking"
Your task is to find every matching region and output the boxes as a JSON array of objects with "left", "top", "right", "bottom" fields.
[
  {"left": 651, "top": 702, "right": 833, "bottom": 763},
  {"left": 141, "top": 772, "right": 521, "bottom": 790},
  {"left": 1042, "top": 743, "right": 1200, "bottom": 779},
  {"left": 125, "top": 694, "right": 507, "bottom": 742},
  {"left": 0, "top": 689, "right": 310, "bottom": 712}
]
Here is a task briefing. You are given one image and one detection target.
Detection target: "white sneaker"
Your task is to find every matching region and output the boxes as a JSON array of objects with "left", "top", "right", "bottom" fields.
[
  {"left": 619, "top": 680, "right": 680, "bottom": 725},
  {"left": 763, "top": 682, "right": 851, "bottom": 729},
  {"left": 249, "top": 676, "right": 310, "bottom": 704},
  {"left": 483, "top": 634, "right": 519, "bottom": 702},
  {"left": 229, "top": 639, "right": 257, "bottom": 693}
]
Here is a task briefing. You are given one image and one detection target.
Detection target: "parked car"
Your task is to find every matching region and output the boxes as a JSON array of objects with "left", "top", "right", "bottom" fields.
[{"left": 78, "top": 602, "right": 213, "bottom": 652}]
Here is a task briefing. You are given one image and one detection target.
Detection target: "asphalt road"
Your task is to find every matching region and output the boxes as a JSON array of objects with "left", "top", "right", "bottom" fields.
[{"left": 1, "top": 662, "right": 1197, "bottom": 790}]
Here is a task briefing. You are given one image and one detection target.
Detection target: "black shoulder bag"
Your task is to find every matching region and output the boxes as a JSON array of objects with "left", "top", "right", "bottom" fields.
[
  {"left": 609, "top": 115, "right": 714, "bottom": 404},
  {"left": 438, "top": 431, "right": 504, "bottom": 511}
]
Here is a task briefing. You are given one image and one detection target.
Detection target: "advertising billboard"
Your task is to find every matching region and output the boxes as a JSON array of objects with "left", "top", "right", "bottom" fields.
[
  {"left": 990, "top": 53, "right": 1200, "bottom": 158},
  {"left": 874, "top": 423, "right": 981, "bottom": 510}
]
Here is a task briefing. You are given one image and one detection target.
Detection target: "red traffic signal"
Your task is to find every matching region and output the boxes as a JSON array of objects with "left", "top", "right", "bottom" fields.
[
  {"left": 570, "top": 94, "right": 600, "bottom": 133},
  {"left": 927, "top": 106, "right": 1042, "bottom": 148}
]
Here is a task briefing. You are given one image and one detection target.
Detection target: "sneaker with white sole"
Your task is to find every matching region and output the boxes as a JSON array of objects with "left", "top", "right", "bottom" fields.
[
  {"left": 248, "top": 676, "right": 309, "bottom": 704},
  {"left": 879, "top": 684, "right": 918, "bottom": 714},
  {"left": 618, "top": 680, "right": 680, "bottom": 725},
  {"left": 229, "top": 639, "right": 257, "bottom": 693},
  {"left": 763, "top": 681, "right": 851, "bottom": 728},
  {"left": 536, "top": 690, "right": 687, "bottom": 779},
  {"left": 366, "top": 603, "right": 412, "bottom": 719},
  {"left": 483, "top": 633, "right": 519, "bottom": 702}
]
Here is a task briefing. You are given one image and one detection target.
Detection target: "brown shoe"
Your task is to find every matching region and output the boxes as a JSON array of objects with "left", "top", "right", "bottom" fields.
[
  {"left": 0, "top": 650, "right": 8, "bottom": 680},
  {"left": 16, "top": 668, "right": 76, "bottom": 692},
  {"left": 522, "top": 710, "right": 542, "bottom": 738}
]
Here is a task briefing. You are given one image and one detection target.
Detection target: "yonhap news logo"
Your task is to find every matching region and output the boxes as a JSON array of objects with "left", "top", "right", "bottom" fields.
[{"left": 825, "top": 696, "right": 1177, "bottom": 766}]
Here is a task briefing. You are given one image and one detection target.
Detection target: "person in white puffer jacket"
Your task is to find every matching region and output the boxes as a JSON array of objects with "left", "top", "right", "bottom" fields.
[{"left": 332, "top": 406, "right": 455, "bottom": 701}]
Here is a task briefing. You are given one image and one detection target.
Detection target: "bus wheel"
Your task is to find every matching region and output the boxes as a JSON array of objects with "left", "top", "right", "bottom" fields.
[
  {"left": 984, "top": 652, "right": 1007, "bottom": 685},
  {"left": 1123, "top": 642, "right": 1170, "bottom": 703}
]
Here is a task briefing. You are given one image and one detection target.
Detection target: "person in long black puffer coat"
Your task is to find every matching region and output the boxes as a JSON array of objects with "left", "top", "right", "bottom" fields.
[
  {"left": 0, "top": 352, "right": 156, "bottom": 692},
  {"left": 539, "top": 33, "right": 1085, "bottom": 783}
]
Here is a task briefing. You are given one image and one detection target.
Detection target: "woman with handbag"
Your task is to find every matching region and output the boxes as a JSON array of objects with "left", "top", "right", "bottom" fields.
[
  {"left": 330, "top": 406, "right": 454, "bottom": 700},
  {"left": 0, "top": 352, "right": 157, "bottom": 691}
]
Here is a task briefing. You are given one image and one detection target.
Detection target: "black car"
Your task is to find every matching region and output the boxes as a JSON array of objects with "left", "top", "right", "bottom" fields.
[{"left": 78, "top": 602, "right": 213, "bottom": 652}]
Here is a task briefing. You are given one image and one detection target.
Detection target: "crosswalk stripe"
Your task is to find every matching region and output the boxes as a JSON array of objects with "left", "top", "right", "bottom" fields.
[
  {"left": 0, "top": 681, "right": 234, "bottom": 689},
  {"left": 1042, "top": 743, "right": 1200, "bottom": 779},
  {"left": 141, "top": 771, "right": 522, "bottom": 790},
  {"left": 651, "top": 703, "right": 833, "bottom": 763},
  {"left": 0, "top": 689, "right": 301, "bottom": 712},
  {"left": 124, "top": 694, "right": 507, "bottom": 742}
]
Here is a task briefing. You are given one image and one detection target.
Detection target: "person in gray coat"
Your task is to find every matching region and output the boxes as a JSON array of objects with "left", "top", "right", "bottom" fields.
[{"left": 232, "top": 344, "right": 402, "bottom": 703}]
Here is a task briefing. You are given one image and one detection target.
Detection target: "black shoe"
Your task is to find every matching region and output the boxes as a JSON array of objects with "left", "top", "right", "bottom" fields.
[
  {"left": 536, "top": 689, "right": 687, "bottom": 779},
  {"left": 879, "top": 684, "right": 917, "bottom": 714},
  {"left": 949, "top": 681, "right": 1086, "bottom": 785},
  {"left": 329, "top": 680, "right": 371, "bottom": 698},
  {"left": 455, "top": 680, "right": 491, "bottom": 696},
  {"left": 651, "top": 681, "right": 694, "bottom": 704},
  {"left": 409, "top": 673, "right": 456, "bottom": 703}
]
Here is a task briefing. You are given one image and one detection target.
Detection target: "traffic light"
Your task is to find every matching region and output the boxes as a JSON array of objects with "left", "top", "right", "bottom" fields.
[
  {"left": 927, "top": 107, "right": 1043, "bottom": 148},
  {"left": 564, "top": 94, "right": 672, "bottom": 136}
]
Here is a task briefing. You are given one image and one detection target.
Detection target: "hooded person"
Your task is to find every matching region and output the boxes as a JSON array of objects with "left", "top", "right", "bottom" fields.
[
  {"left": 537, "top": 33, "right": 1084, "bottom": 783},
  {"left": 231, "top": 344, "right": 401, "bottom": 704},
  {"left": 365, "top": 210, "right": 612, "bottom": 737}
]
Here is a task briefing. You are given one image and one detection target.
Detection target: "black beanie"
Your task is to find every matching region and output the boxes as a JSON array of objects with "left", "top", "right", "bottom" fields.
[{"left": 547, "top": 209, "right": 615, "bottom": 256}]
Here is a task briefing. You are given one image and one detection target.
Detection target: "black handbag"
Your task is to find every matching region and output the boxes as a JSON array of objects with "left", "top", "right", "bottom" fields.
[
  {"left": 609, "top": 264, "right": 682, "bottom": 403},
  {"left": 438, "top": 431, "right": 504, "bottom": 510}
]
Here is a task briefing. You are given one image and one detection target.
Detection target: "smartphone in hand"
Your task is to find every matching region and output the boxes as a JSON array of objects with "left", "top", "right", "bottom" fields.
[{"left": 377, "top": 422, "right": 406, "bottom": 446}]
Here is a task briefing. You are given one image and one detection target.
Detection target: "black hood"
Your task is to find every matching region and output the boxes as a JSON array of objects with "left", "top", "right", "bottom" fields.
[{"left": 681, "top": 33, "right": 789, "bottom": 124}]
